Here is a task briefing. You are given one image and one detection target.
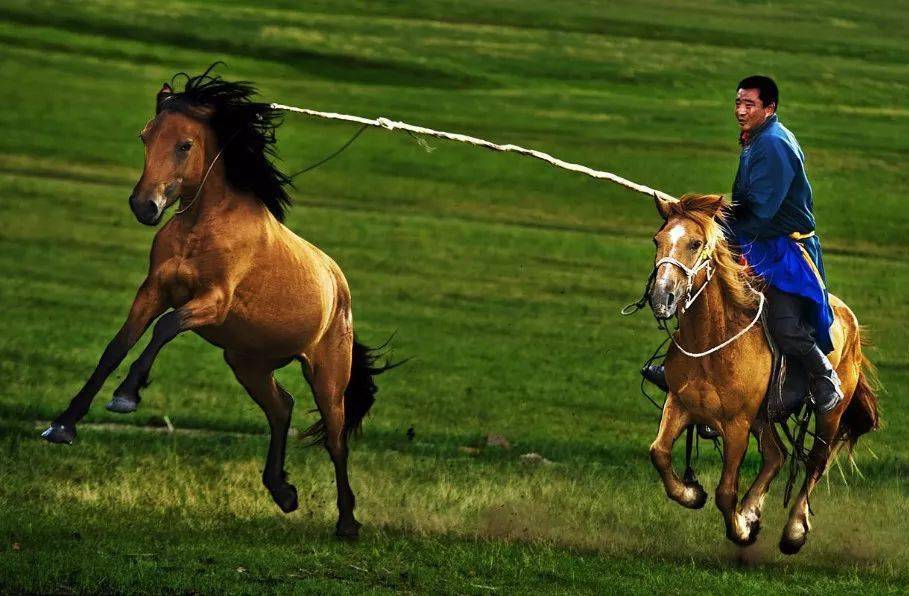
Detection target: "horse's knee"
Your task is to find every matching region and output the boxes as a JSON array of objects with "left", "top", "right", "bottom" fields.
[
  {"left": 715, "top": 487, "right": 737, "bottom": 513},
  {"left": 649, "top": 443, "right": 670, "bottom": 470}
]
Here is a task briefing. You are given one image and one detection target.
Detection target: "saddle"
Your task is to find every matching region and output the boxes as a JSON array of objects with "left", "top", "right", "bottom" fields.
[{"left": 761, "top": 309, "right": 809, "bottom": 423}]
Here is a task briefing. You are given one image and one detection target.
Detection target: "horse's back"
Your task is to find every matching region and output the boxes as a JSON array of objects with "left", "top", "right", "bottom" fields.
[{"left": 827, "top": 292, "right": 860, "bottom": 368}]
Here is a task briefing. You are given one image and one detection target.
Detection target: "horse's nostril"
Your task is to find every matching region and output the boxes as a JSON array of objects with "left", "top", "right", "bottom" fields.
[{"left": 667, "top": 292, "right": 675, "bottom": 305}]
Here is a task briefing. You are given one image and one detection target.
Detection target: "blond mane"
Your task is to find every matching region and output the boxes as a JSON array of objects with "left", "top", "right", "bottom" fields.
[{"left": 664, "top": 194, "right": 760, "bottom": 312}]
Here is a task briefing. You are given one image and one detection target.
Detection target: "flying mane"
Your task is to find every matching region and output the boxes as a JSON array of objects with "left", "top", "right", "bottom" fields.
[
  {"left": 157, "top": 64, "right": 292, "bottom": 221},
  {"left": 664, "top": 193, "right": 760, "bottom": 311}
]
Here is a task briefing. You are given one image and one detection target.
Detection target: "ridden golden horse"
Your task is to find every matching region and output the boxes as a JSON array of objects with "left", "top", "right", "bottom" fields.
[
  {"left": 645, "top": 193, "right": 878, "bottom": 554},
  {"left": 41, "top": 68, "right": 391, "bottom": 537}
]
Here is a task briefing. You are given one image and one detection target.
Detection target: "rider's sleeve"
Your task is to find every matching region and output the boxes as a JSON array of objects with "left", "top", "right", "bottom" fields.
[{"left": 733, "top": 137, "right": 796, "bottom": 238}]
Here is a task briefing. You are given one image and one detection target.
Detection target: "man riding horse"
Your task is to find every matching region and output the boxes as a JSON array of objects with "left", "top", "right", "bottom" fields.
[{"left": 642, "top": 75, "right": 843, "bottom": 415}]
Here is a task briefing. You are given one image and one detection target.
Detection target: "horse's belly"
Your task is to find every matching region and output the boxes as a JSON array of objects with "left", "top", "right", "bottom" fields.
[{"left": 194, "top": 310, "right": 322, "bottom": 357}]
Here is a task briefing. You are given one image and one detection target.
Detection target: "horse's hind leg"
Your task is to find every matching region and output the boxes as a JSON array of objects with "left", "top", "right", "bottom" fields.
[
  {"left": 779, "top": 410, "right": 842, "bottom": 555},
  {"left": 304, "top": 331, "right": 359, "bottom": 538},
  {"left": 738, "top": 419, "right": 786, "bottom": 543},
  {"left": 650, "top": 393, "right": 707, "bottom": 509},
  {"left": 224, "top": 351, "right": 298, "bottom": 513}
]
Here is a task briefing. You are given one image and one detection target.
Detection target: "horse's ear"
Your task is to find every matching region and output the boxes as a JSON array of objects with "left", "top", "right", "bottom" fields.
[
  {"left": 156, "top": 83, "right": 173, "bottom": 112},
  {"left": 654, "top": 194, "right": 672, "bottom": 220},
  {"left": 704, "top": 194, "right": 727, "bottom": 219}
]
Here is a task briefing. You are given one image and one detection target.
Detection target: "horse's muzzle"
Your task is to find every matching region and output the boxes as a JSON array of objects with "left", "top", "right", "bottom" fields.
[
  {"left": 129, "top": 192, "right": 164, "bottom": 226},
  {"left": 650, "top": 278, "right": 679, "bottom": 320}
]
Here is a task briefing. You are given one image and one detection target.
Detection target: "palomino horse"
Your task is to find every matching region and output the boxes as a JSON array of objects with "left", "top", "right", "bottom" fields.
[
  {"left": 646, "top": 193, "right": 878, "bottom": 554},
  {"left": 41, "top": 68, "right": 391, "bottom": 537}
]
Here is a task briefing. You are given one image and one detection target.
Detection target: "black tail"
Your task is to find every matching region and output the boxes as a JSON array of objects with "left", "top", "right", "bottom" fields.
[
  {"left": 836, "top": 330, "right": 881, "bottom": 453},
  {"left": 837, "top": 354, "right": 881, "bottom": 452},
  {"left": 302, "top": 336, "right": 400, "bottom": 445},
  {"left": 343, "top": 338, "right": 398, "bottom": 439}
]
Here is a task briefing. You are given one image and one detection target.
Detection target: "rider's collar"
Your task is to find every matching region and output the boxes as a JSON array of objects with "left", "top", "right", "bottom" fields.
[{"left": 739, "top": 114, "right": 777, "bottom": 146}]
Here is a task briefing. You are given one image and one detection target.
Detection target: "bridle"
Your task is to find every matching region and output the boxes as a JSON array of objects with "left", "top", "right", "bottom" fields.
[
  {"left": 654, "top": 246, "right": 714, "bottom": 312},
  {"left": 622, "top": 240, "right": 765, "bottom": 358}
]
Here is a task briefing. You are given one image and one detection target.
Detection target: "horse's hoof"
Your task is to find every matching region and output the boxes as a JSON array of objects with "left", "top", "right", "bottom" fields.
[
  {"left": 745, "top": 520, "right": 762, "bottom": 544},
  {"left": 779, "top": 535, "right": 805, "bottom": 555},
  {"left": 106, "top": 395, "right": 139, "bottom": 414},
  {"left": 335, "top": 519, "right": 361, "bottom": 540},
  {"left": 779, "top": 521, "right": 808, "bottom": 555},
  {"left": 269, "top": 483, "right": 298, "bottom": 514},
  {"left": 41, "top": 423, "right": 76, "bottom": 445},
  {"left": 730, "top": 523, "right": 760, "bottom": 547},
  {"left": 679, "top": 482, "right": 708, "bottom": 509}
]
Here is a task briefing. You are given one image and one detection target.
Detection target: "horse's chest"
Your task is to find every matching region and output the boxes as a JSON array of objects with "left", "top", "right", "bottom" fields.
[{"left": 157, "top": 258, "right": 199, "bottom": 307}]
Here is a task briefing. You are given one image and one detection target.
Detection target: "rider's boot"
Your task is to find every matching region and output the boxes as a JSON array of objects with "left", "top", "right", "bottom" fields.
[
  {"left": 641, "top": 363, "right": 668, "bottom": 392},
  {"left": 800, "top": 345, "right": 844, "bottom": 414}
]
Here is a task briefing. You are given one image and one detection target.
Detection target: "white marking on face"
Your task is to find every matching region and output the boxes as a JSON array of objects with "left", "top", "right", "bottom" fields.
[
  {"left": 668, "top": 224, "right": 686, "bottom": 248},
  {"left": 655, "top": 224, "right": 688, "bottom": 286}
]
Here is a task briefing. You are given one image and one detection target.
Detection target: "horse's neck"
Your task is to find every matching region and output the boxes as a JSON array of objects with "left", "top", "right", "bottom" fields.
[
  {"left": 178, "top": 173, "right": 257, "bottom": 229},
  {"left": 676, "top": 272, "right": 738, "bottom": 353}
]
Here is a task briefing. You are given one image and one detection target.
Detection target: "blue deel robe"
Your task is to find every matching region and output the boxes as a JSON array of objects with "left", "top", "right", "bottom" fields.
[{"left": 730, "top": 114, "right": 835, "bottom": 354}]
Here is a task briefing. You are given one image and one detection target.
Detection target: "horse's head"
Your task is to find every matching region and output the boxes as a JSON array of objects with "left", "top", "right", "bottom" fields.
[
  {"left": 649, "top": 194, "right": 725, "bottom": 319},
  {"left": 129, "top": 67, "right": 292, "bottom": 225},
  {"left": 129, "top": 83, "right": 217, "bottom": 226}
]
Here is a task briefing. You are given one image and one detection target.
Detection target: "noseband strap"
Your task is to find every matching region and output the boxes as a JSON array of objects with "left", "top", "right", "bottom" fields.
[{"left": 655, "top": 249, "right": 713, "bottom": 311}]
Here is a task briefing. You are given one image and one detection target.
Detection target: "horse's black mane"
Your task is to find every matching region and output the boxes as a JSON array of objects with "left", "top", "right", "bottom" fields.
[{"left": 158, "top": 64, "right": 292, "bottom": 221}]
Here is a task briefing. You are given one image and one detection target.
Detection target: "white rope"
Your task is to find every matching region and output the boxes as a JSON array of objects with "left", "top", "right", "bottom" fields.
[
  {"left": 669, "top": 287, "right": 765, "bottom": 358},
  {"left": 270, "top": 103, "right": 679, "bottom": 203}
]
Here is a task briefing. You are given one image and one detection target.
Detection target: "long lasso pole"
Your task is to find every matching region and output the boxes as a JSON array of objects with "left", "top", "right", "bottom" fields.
[{"left": 270, "top": 103, "right": 679, "bottom": 203}]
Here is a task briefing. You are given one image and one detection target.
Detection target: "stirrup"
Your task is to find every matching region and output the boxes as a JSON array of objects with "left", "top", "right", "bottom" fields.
[{"left": 697, "top": 424, "right": 720, "bottom": 440}]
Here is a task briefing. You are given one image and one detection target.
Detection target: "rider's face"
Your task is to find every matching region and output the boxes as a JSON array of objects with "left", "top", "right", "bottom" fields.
[{"left": 735, "top": 88, "right": 774, "bottom": 133}]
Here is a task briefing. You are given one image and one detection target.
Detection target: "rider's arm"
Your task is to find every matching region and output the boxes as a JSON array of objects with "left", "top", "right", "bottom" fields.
[{"left": 733, "top": 138, "right": 796, "bottom": 239}]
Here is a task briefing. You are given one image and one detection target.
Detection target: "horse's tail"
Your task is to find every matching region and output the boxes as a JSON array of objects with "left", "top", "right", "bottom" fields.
[
  {"left": 837, "top": 328, "right": 880, "bottom": 453},
  {"left": 302, "top": 335, "right": 399, "bottom": 445},
  {"left": 342, "top": 338, "right": 399, "bottom": 439}
]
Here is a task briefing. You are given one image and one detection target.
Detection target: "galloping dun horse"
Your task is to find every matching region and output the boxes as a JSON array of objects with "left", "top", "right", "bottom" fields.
[
  {"left": 41, "top": 69, "right": 390, "bottom": 537},
  {"left": 646, "top": 193, "right": 878, "bottom": 554}
]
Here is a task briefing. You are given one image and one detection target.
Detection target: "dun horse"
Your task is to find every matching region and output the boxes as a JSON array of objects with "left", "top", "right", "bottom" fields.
[
  {"left": 41, "top": 68, "right": 391, "bottom": 537},
  {"left": 646, "top": 193, "right": 878, "bottom": 554}
]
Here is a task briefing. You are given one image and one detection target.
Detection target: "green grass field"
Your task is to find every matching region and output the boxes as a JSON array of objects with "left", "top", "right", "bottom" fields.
[{"left": 1, "top": 0, "right": 907, "bottom": 592}]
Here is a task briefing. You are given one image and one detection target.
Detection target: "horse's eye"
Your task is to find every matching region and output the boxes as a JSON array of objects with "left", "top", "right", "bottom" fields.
[
  {"left": 177, "top": 141, "right": 193, "bottom": 152},
  {"left": 689, "top": 240, "right": 703, "bottom": 250}
]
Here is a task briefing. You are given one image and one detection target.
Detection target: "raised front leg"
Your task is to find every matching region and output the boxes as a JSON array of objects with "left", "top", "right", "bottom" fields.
[
  {"left": 42, "top": 279, "right": 164, "bottom": 443},
  {"left": 42, "top": 288, "right": 228, "bottom": 443},
  {"left": 715, "top": 421, "right": 754, "bottom": 546},
  {"left": 649, "top": 393, "right": 707, "bottom": 509},
  {"left": 738, "top": 420, "right": 786, "bottom": 543},
  {"left": 107, "top": 290, "right": 233, "bottom": 414}
]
